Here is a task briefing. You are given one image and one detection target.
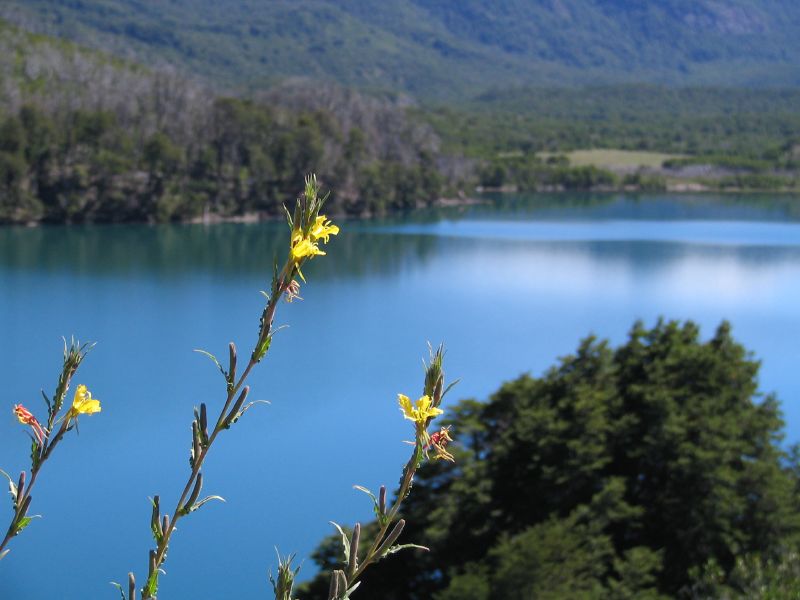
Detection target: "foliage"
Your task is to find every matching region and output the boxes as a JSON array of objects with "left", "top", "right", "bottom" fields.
[
  {"left": 299, "top": 320, "right": 800, "bottom": 599},
  {"left": 426, "top": 86, "right": 800, "bottom": 162},
  {"left": 4, "top": 19, "right": 800, "bottom": 221},
  {"left": 0, "top": 20, "right": 444, "bottom": 224},
  {"left": 4, "top": 1, "right": 800, "bottom": 99},
  {"left": 688, "top": 553, "right": 800, "bottom": 599}
]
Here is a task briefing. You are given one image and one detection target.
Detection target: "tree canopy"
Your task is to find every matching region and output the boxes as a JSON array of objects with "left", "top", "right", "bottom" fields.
[{"left": 299, "top": 320, "right": 800, "bottom": 599}]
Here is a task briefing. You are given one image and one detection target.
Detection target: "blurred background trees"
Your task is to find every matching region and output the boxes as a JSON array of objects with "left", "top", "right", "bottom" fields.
[{"left": 298, "top": 321, "right": 800, "bottom": 599}]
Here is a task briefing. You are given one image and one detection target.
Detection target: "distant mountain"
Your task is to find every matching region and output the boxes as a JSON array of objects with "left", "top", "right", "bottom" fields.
[{"left": 2, "top": 0, "right": 800, "bottom": 99}]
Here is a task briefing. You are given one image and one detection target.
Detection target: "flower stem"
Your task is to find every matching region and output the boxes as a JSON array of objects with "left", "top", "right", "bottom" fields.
[
  {"left": 0, "top": 375, "right": 79, "bottom": 558},
  {"left": 141, "top": 264, "right": 292, "bottom": 599}
]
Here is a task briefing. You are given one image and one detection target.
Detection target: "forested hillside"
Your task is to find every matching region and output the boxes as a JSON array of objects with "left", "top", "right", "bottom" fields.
[
  {"left": 3, "top": 0, "right": 800, "bottom": 99},
  {"left": 4, "top": 10, "right": 800, "bottom": 224},
  {"left": 0, "top": 19, "right": 445, "bottom": 224}
]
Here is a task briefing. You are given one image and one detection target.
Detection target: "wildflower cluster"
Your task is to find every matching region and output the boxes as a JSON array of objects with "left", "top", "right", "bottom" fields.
[
  {"left": 1, "top": 339, "right": 98, "bottom": 560},
  {"left": 1, "top": 174, "right": 454, "bottom": 600},
  {"left": 314, "top": 344, "right": 457, "bottom": 600},
  {"left": 287, "top": 174, "right": 339, "bottom": 282}
]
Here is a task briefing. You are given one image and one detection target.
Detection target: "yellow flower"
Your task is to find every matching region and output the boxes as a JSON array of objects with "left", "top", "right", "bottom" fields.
[
  {"left": 288, "top": 213, "right": 338, "bottom": 282},
  {"left": 71, "top": 384, "right": 101, "bottom": 415},
  {"left": 290, "top": 238, "right": 326, "bottom": 263},
  {"left": 309, "top": 215, "right": 339, "bottom": 244},
  {"left": 398, "top": 394, "right": 443, "bottom": 425}
]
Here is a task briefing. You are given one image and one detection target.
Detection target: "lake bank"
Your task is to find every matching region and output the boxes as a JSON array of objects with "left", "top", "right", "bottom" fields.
[{"left": 4, "top": 187, "right": 800, "bottom": 227}]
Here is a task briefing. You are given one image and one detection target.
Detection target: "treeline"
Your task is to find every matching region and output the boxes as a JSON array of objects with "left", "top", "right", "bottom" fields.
[
  {"left": 476, "top": 152, "right": 800, "bottom": 193},
  {"left": 0, "top": 95, "right": 443, "bottom": 224},
  {"left": 425, "top": 86, "right": 800, "bottom": 193},
  {"left": 429, "top": 86, "right": 800, "bottom": 159},
  {"left": 298, "top": 321, "right": 800, "bottom": 599},
  {"left": 478, "top": 156, "right": 622, "bottom": 191},
  {"left": 0, "top": 20, "right": 447, "bottom": 224}
]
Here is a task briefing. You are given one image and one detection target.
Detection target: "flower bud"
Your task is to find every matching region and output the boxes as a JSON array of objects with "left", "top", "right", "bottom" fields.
[
  {"left": 191, "top": 421, "right": 201, "bottom": 464},
  {"left": 16, "top": 471, "right": 25, "bottom": 503},
  {"left": 327, "top": 570, "right": 339, "bottom": 600},
  {"left": 150, "top": 496, "right": 160, "bottom": 532},
  {"left": 19, "top": 495, "right": 32, "bottom": 519},
  {"left": 228, "top": 342, "right": 237, "bottom": 381},
  {"left": 199, "top": 403, "right": 208, "bottom": 438},
  {"left": 128, "top": 572, "right": 136, "bottom": 600},
  {"left": 378, "top": 486, "right": 387, "bottom": 515},
  {"left": 184, "top": 473, "right": 203, "bottom": 512},
  {"left": 433, "top": 376, "right": 443, "bottom": 407},
  {"left": 375, "top": 519, "right": 405, "bottom": 557},
  {"left": 224, "top": 386, "right": 250, "bottom": 427},
  {"left": 347, "top": 523, "right": 360, "bottom": 578},
  {"left": 336, "top": 570, "right": 348, "bottom": 596}
]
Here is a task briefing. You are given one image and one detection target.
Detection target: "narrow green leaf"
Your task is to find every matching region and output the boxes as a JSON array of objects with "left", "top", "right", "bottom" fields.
[
  {"left": 330, "top": 521, "right": 350, "bottom": 564},
  {"left": 383, "top": 543, "right": 429, "bottom": 557},
  {"left": 0, "top": 469, "right": 16, "bottom": 505},
  {"left": 145, "top": 571, "right": 158, "bottom": 597},
  {"left": 345, "top": 581, "right": 361, "bottom": 597},
  {"left": 30, "top": 438, "right": 41, "bottom": 471},
  {"left": 14, "top": 515, "right": 37, "bottom": 535},
  {"left": 353, "top": 485, "right": 384, "bottom": 523},
  {"left": 353, "top": 485, "right": 377, "bottom": 505},
  {"left": 442, "top": 379, "right": 460, "bottom": 399},
  {"left": 110, "top": 581, "right": 127, "bottom": 600},
  {"left": 189, "top": 495, "right": 225, "bottom": 513},
  {"left": 150, "top": 520, "right": 162, "bottom": 544},
  {"left": 253, "top": 335, "right": 272, "bottom": 363},
  {"left": 40, "top": 390, "right": 51, "bottom": 415},
  {"left": 193, "top": 349, "right": 228, "bottom": 381},
  {"left": 283, "top": 203, "right": 293, "bottom": 229},
  {"left": 226, "top": 400, "right": 270, "bottom": 426}
]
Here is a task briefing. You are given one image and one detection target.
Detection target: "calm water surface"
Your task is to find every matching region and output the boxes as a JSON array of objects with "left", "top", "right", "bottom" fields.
[{"left": 1, "top": 193, "right": 800, "bottom": 599}]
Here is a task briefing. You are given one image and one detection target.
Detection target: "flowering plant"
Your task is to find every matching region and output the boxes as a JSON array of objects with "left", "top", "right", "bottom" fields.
[
  {"left": 270, "top": 345, "right": 458, "bottom": 600},
  {"left": 1, "top": 339, "right": 99, "bottom": 560},
  {"left": 121, "top": 174, "right": 339, "bottom": 600}
]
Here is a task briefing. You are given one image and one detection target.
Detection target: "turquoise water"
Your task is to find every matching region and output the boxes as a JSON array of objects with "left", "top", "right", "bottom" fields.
[{"left": 1, "top": 193, "right": 800, "bottom": 598}]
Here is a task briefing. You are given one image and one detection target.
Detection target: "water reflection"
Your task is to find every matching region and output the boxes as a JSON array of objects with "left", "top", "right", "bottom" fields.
[
  {"left": 0, "top": 224, "right": 441, "bottom": 279},
  {"left": 2, "top": 193, "right": 800, "bottom": 280}
]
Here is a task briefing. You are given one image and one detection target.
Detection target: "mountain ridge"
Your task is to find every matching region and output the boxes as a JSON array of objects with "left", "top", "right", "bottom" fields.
[{"left": 2, "top": 0, "right": 800, "bottom": 99}]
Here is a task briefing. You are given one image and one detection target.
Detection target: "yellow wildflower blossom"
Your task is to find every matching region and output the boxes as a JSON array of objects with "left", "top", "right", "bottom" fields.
[
  {"left": 288, "top": 213, "right": 338, "bottom": 282},
  {"left": 398, "top": 394, "right": 443, "bottom": 425},
  {"left": 71, "top": 384, "right": 101, "bottom": 416},
  {"left": 309, "top": 215, "right": 339, "bottom": 244},
  {"left": 290, "top": 238, "right": 326, "bottom": 262}
]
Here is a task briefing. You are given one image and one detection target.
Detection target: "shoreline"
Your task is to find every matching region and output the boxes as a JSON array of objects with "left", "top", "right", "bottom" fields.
[{"left": 2, "top": 188, "right": 798, "bottom": 227}]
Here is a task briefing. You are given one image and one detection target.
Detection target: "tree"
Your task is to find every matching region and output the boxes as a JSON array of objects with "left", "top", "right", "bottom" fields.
[{"left": 298, "top": 320, "right": 800, "bottom": 599}]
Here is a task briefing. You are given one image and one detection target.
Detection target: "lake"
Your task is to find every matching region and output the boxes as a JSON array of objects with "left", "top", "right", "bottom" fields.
[{"left": 1, "top": 192, "right": 800, "bottom": 599}]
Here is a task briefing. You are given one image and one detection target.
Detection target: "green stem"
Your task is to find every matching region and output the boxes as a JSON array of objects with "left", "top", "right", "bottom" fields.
[
  {"left": 142, "top": 264, "right": 291, "bottom": 599},
  {"left": 350, "top": 441, "right": 421, "bottom": 582},
  {"left": 0, "top": 400, "right": 74, "bottom": 557}
]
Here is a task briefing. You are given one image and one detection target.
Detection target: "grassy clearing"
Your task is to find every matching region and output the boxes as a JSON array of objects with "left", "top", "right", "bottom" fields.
[{"left": 541, "top": 149, "right": 685, "bottom": 169}]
